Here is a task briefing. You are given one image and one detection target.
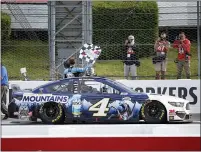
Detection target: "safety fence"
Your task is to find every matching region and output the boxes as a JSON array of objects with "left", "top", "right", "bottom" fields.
[
  {"left": 1, "top": 3, "right": 49, "bottom": 80},
  {"left": 91, "top": 1, "right": 200, "bottom": 80},
  {"left": 1, "top": 1, "right": 200, "bottom": 80}
]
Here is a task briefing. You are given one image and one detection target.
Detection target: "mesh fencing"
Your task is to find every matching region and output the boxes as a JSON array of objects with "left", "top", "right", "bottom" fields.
[
  {"left": 92, "top": 1, "right": 199, "bottom": 80},
  {"left": 1, "top": 1, "right": 200, "bottom": 80},
  {"left": 1, "top": 3, "right": 49, "bottom": 80}
]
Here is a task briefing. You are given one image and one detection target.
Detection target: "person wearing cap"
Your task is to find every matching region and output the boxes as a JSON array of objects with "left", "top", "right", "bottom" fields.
[
  {"left": 153, "top": 32, "right": 170, "bottom": 79},
  {"left": 1, "top": 62, "right": 9, "bottom": 120},
  {"left": 173, "top": 32, "right": 191, "bottom": 79},
  {"left": 123, "top": 35, "right": 140, "bottom": 80}
]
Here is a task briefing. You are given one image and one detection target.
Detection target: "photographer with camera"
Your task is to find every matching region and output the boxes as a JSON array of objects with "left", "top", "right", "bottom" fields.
[
  {"left": 153, "top": 32, "right": 170, "bottom": 80},
  {"left": 173, "top": 32, "right": 191, "bottom": 79},
  {"left": 123, "top": 35, "right": 140, "bottom": 80}
]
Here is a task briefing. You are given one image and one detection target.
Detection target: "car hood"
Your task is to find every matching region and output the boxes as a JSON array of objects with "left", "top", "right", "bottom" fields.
[{"left": 147, "top": 93, "right": 189, "bottom": 103}]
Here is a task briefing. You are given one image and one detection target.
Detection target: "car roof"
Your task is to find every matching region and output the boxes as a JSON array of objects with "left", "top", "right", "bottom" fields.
[
  {"left": 62, "top": 76, "right": 107, "bottom": 80},
  {"left": 32, "top": 76, "right": 109, "bottom": 91}
]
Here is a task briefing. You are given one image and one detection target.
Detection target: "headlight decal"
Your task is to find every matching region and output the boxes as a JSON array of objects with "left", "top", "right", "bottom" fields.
[{"left": 168, "top": 101, "right": 184, "bottom": 107}]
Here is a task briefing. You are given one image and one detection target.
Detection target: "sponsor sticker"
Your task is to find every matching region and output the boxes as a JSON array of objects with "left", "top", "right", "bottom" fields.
[
  {"left": 169, "top": 109, "right": 176, "bottom": 115},
  {"left": 21, "top": 94, "right": 69, "bottom": 103}
]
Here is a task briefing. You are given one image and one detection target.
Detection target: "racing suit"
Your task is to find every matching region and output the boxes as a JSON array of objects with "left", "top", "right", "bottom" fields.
[{"left": 63, "top": 64, "right": 92, "bottom": 78}]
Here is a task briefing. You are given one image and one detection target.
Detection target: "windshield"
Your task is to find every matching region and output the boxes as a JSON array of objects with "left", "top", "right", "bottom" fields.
[{"left": 106, "top": 79, "right": 137, "bottom": 93}]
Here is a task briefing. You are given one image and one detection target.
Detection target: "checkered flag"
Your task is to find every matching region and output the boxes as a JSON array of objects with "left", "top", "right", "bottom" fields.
[{"left": 79, "top": 43, "right": 102, "bottom": 64}]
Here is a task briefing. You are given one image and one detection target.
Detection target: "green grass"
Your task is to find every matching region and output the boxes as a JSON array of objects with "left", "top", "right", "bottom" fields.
[
  {"left": 1, "top": 40, "right": 199, "bottom": 80},
  {"left": 94, "top": 43, "right": 199, "bottom": 80},
  {"left": 2, "top": 40, "right": 49, "bottom": 80}
]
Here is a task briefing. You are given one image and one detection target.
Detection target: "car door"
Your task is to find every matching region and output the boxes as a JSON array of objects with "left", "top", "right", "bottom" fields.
[
  {"left": 77, "top": 78, "right": 129, "bottom": 122},
  {"left": 39, "top": 79, "right": 80, "bottom": 117}
]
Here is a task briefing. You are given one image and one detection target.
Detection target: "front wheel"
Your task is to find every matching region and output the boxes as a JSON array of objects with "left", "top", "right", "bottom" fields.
[
  {"left": 141, "top": 100, "right": 167, "bottom": 123},
  {"left": 39, "top": 102, "right": 65, "bottom": 124}
]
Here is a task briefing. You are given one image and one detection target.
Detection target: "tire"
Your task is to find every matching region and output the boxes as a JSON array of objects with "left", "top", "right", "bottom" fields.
[
  {"left": 39, "top": 102, "right": 65, "bottom": 124},
  {"left": 141, "top": 100, "right": 167, "bottom": 123}
]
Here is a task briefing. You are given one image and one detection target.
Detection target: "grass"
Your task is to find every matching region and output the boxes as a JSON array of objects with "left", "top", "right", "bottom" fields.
[
  {"left": 94, "top": 43, "right": 199, "bottom": 80},
  {"left": 2, "top": 40, "right": 49, "bottom": 80},
  {"left": 1, "top": 40, "right": 199, "bottom": 80}
]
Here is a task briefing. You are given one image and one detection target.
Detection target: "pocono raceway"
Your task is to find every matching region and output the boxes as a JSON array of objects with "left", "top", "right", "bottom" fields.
[{"left": 1, "top": 80, "right": 201, "bottom": 151}]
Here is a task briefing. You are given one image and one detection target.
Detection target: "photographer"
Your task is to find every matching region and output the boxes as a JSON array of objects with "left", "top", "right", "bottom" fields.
[
  {"left": 123, "top": 35, "right": 140, "bottom": 80},
  {"left": 173, "top": 32, "right": 191, "bottom": 79},
  {"left": 153, "top": 32, "right": 170, "bottom": 79}
]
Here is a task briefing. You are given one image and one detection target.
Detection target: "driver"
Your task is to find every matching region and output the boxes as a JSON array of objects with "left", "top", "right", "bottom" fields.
[{"left": 63, "top": 58, "right": 92, "bottom": 78}]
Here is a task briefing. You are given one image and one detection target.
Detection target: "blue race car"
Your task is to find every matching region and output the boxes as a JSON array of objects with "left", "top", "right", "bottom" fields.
[{"left": 8, "top": 77, "right": 191, "bottom": 124}]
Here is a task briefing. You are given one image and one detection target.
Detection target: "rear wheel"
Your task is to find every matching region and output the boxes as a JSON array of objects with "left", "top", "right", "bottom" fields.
[
  {"left": 39, "top": 102, "right": 65, "bottom": 124},
  {"left": 141, "top": 100, "right": 167, "bottom": 123}
]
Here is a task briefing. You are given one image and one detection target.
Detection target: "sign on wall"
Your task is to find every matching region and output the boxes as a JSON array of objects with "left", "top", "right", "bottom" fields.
[
  {"left": 8, "top": 80, "right": 200, "bottom": 113},
  {"left": 118, "top": 80, "right": 200, "bottom": 113}
]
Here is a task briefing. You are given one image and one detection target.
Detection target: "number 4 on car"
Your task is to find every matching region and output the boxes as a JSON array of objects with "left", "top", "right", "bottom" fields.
[{"left": 8, "top": 77, "right": 192, "bottom": 124}]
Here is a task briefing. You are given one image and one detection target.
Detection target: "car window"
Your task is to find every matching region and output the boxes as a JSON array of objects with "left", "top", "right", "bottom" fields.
[
  {"left": 106, "top": 79, "right": 138, "bottom": 94},
  {"left": 45, "top": 81, "right": 74, "bottom": 93},
  {"left": 80, "top": 80, "right": 120, "bottom": 95}
]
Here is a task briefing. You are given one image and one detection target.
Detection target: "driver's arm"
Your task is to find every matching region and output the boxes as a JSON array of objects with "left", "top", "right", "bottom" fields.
[{"left": 74, "top": 64, "right": 93, "bottom": 73}]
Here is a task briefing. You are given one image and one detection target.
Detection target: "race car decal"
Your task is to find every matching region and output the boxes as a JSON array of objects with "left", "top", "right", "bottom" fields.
[
  {"left": 88, "top": 98, "right": 110, "bottom": 117},
  {"left": 108, "top": 97, "right": 141, "bottom": 120},
  {"left": 21, "top": 94, "right": 69, "bottom": 103},
  {"left": 16, "top": 93, "right": 142, "bottom": 121},
  {"left": 64, "top": 95, "right": 141, "bottom": 120},
  {"left": 64, "top": 94, "right": 92, "bottom": 117},
  {"left": 169, "top": 109, "right": 176, "bottom": 115}
]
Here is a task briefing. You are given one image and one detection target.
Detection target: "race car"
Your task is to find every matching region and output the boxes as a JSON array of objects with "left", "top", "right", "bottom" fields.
[{"left": 8, "top": 77, "right": 192, "bottom": 124}]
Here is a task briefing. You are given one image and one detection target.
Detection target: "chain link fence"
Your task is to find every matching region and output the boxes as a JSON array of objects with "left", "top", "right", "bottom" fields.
[
  {"left": 1, "top": 2, "right": 49, "bottom": 80},
  {"left": 92, "top": 1, "right": 200, "bottom": 80},
  {"left": 1, "top": 1, "right": 200, "bottom": 80}
]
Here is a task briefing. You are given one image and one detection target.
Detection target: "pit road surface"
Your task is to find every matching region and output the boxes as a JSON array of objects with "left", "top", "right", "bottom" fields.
[{"left": 1, "top": 114, "right": 200, "bottom": 125}]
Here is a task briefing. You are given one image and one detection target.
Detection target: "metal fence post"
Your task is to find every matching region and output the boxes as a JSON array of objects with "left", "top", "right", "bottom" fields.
[
  {"left": 48, "top": 1, "right": 56, "bottom": 80},
  {"left": 197, "top": 1, "right": 201, "bottom": 79}
]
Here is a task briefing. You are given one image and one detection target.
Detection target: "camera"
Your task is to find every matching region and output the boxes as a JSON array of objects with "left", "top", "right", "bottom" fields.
[
  {"left": 185, "top": 52, "right": 192, "bottom": 61},
  {"left": 134, "top": 60, "right": 140, "bottom": 67}
]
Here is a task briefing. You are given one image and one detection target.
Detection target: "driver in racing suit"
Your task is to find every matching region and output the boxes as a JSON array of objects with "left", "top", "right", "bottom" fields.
[{"left": 63, "top": 58, "right": 92, "bottom": 78}]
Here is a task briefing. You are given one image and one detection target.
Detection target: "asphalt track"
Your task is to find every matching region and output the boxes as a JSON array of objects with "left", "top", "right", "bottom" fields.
[{"left": 1, "top": 113, "right": 200, "bottom": 125}]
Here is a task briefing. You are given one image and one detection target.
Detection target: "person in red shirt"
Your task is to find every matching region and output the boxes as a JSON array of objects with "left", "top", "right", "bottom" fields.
[
  {"left": 153, "top": 32, "right": 170, "bottom": 79},
  {"left": 173, "top": 32, "right": 191, "bottom": 79}
]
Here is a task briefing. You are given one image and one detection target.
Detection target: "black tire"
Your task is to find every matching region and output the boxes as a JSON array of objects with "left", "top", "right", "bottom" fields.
[
  {"left": 141, "top": 100, "right": 167, "bottom": 123},
  {"left": 39, "top": 102, "right": 65, "bottom": 124}
]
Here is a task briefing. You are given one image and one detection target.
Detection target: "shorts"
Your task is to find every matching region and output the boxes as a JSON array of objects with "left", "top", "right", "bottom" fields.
[{"left": 155, "top": 60, "right": 167, "bottom": 72}]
